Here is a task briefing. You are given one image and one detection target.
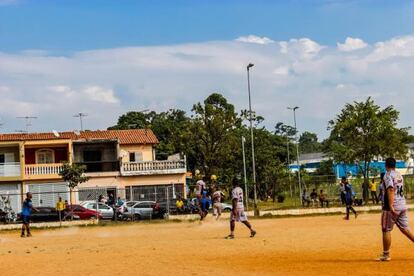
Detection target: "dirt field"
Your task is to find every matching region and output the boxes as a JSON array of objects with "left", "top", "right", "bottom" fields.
[{"left": 1, "top": 212, "right": 414, "bottom": 276}]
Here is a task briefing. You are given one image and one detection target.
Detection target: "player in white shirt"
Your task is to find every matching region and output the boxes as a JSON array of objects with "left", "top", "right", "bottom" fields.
[
  {"left": 226, "top": 178, "right": 256, "bottom": 239},
  {"left": 212, "top": 187, "right": 224, "bottom": 220}
]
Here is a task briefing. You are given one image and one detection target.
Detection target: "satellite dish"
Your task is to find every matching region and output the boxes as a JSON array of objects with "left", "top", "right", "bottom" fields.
[{"left": 52, "top": 130, "right": 60, "bottom": 137}]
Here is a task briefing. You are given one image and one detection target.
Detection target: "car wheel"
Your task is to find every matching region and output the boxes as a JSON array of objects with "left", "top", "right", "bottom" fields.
[
  {"left": 134, "top": 214, "right": 141, "bottom": 221},
  {"left": 90, "top": 216, "right": 97, "bottom": 220}
]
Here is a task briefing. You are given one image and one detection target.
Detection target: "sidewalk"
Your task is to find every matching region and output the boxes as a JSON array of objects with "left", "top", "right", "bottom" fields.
[{"left": 169, "top": 204, "right": 414, "bottom": 221}]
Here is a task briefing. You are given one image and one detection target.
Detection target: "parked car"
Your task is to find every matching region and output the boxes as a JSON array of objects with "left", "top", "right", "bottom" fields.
[
  {"left": 120, "top": 201, "right": 167, "bottom": 220},
  {"left": 17, "top": 207, "right": 80, "bottom": 222},
  {"left": 66, "top": 204, "right": 103, "bottom": 220},
  {"left": 80, "top": 201, "right": 114, "bottom": 220}
]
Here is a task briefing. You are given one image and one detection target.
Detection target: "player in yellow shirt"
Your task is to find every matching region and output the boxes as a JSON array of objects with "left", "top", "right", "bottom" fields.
[
  {"left": 369, "top": 178, "right": 379, "bottom": 204},
  {"left": 56, "top": 197, "right": 66, "bottom": 221}
]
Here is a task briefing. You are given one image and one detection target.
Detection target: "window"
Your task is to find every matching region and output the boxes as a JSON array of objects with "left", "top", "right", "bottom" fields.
[
  {"left": 129, "top": 152, "right": 143, "bottom": 162},
  {"left": 0, "top": 154, "right": 4, "bottom": 164},
  {"left": 36, "top": 149, "right": 55, "bottom": 164},
  {"left": 99, "top": 203, "right": 111, "bottom": 210}
]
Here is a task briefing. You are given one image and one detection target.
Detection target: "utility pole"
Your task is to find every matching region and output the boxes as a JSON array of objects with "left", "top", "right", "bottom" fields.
[
  {"left": 287, "top": 106, "right": 302, "bottom": 201},
  {"left": 73, "top": 113, "right": 88, "bottom": 131},
  {"left": 16, "top": 116, "right": 37, "bottom": 133}
]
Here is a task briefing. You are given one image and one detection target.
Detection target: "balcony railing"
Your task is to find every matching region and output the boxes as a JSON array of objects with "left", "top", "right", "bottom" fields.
[
  {"left": 121, "top": 160, "right": 186, "bottom": 176},
  {"left": 0, "top": 162, "right": 21, "bottom": 177},
  {"left": 25, "top": 163, "right": 63, "bottom": 177}
]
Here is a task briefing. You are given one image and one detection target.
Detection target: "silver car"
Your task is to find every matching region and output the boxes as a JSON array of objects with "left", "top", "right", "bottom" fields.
[
  {"left": 121, "top": 201, "right": 154, "bottom": 220},
  {"left": 81, "top": 201, "right": 114, "bottom": 220}
]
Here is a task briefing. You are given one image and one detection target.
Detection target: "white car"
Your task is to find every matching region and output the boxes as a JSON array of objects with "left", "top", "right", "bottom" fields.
[{"left": 80, "top": 201, "right": 114, "bottom": 220}]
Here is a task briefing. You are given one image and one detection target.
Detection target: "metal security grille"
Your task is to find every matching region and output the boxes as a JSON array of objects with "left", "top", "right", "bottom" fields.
[
  {"left": 78, "top": 187, "right": 117, "bottom": 202},
  {"left": 27, "top": 183, "right": 69, "bottom": 207},
  {"left": 126, "top": 184, "right": 184, "bottom": 211},
  {"left": 0, "top": 184, "right": 21, "bottom": 212}
]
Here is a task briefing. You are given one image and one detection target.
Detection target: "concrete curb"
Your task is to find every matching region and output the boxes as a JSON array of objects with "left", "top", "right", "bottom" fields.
[
  {"left": 0, "top": 220, "right": 97, "bottom": 231},
  {"left": 169, "top": 204, "right": 414, "bottom": 221}
]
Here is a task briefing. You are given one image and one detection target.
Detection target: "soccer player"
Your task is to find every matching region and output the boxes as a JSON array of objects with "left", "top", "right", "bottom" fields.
[
  {"left": 212, "top": 187, "right": 224, "bottom": 220},
  {"left": 21, "top": 192, "right": 38, "bottom": 238},
  {"left": 378, "top": 157, "right": 414, "bottom": 261},
  {"left": 226, "top": 178, "right": 256, "bottom": 239},
  {"left": 195, "top": 178, "right": 207, "bottom": 220}
]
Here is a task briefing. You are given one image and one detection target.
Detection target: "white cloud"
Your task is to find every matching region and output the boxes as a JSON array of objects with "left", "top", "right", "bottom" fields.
[
  {"left": 83, "top": 86, "right": 119, "bottom": 104},
  {"left": 367, "top": 36, "right": 414, "bottom": 62},
  {"left": 279, "top": 38, "right": 323, "bottom": 58},
  {"left": 236, "top": 35, "right": 274, "bottom": 45},
  {"left": 337, "top": 37, "right": 368, "bottom": 51},
  {"left": 1, "top": 35, "right": 414, "bottom": 137}
]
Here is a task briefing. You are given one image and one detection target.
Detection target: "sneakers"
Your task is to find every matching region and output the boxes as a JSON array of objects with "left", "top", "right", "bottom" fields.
[
  {"left": 377, "top": 254, "right": 391, "bottom": 262},
  {"left": 250, "top": 230, "right": 256, "bottom": 238},
  {"left": 225, "top": 234, "right": 234, "bottom": 240},
  {"left": 26, "top": 233, "right": 32, "bottom": 237},
  {"left": 20, "top": 234, "right": 25, "bottom": 238}
]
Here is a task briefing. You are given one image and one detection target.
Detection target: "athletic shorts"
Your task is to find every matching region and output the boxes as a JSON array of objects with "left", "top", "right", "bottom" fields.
[
  {"left": 21, "top": 215, "right": 30, "bottom": 224},
  {"left": 381, "top": 210, "right": 409, "bottom": 232},
  {"left": 231, "top": 209, "right": 248, "bottom": 222}
]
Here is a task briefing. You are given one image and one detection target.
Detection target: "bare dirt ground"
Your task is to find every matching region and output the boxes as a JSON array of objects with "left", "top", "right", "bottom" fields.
[{"left": 1, "top": 212, "right": 414, "bottom": 276}]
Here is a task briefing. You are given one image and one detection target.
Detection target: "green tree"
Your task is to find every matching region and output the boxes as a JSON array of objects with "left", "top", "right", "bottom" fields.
[
  {"left": 186, "top": 93, "right": 241, "bottom": 180},
  {"left": 325, "top": 97, "right": 409, "bottom": 202},
  {"left": 299, "top": 131, "right": 322, "bottom": 154},
  {"left": 59, "top": 163, "right": 89, "bottom": 207}
]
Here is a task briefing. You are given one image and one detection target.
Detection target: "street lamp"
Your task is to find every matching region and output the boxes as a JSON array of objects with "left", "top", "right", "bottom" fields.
[
  {"left": 287, "top": 106, "right": 302, "bottom": 201},
  {"left": 246, "top": 63, "right": 258, "bottom": 215},
  {"left": 241, "top": 136, "right": 248, "bottom": 211}
]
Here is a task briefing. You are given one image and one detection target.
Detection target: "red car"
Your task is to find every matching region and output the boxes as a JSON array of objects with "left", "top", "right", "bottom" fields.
[{"left": 66, "top": 204, "right": 102, "bottom": 220}]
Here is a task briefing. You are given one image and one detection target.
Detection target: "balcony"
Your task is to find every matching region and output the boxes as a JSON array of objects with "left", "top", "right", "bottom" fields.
[
  {"left": 24, "top": 163, "right": 64, "bottom": 180},
  {"left": 0, "top": 162, "right": 21, "bottom": 178},
  {"left": 74, "top": 161, "right": 120, "bottom": 174},
  {"left": 121, "top": 160, "right": 186, "bottom": 176}
]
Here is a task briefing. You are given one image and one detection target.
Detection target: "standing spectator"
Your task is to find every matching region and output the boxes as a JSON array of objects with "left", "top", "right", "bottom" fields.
[
  {"left": 107, "top": 193, "right": 115, "bottom": 206},
  {"left": 176, "top": 196, "right": 185, "bottom": 214},
  {"left": 369, "top": 178, "right": 379, "bottom": 204},
  {"left": 56, "top": 197, "right": 65, "bottom": 221},
  {"left": 310, "top": 189, "right": 318, "bottom": 207},
  {"left": 319, "top": 190, "right": 329, "bottom": 208},
  {"left": 116, "top": 197, "right": 124, "bottom": 206},
  {"left": 21, "top": 192, "right": 38, "bottom": 238},
  {"left": 343, "top": 177, "right": 358, "bottom": 220}
]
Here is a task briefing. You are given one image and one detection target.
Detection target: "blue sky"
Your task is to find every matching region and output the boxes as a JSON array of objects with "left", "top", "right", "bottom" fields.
[
  {"left": 1, "top": 0, "right": 414, "bottom": 52},
  {"left": 1, "top": 0, "right": 414, "bottom": 138}
]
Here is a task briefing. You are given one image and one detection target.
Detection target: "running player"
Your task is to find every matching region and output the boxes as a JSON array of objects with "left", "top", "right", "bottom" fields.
[
  {"left": 226, "top": 178, "right": 256, "bottom": 239},
  {"left": 378, "top": 157, "right": 414, "bottom": 261},
  {"left": 212, "top": 187, "right": 224, "bottom": 220},
  {"left": 21, "top": 192, "right": 38, "bottom": 238},
  {"left": 195, "top": 178, "right": 207, "bottom": 220}
]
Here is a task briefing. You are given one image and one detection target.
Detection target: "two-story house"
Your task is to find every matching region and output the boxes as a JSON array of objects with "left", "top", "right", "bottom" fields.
[{"left": 0, "top": 129, "right": 186, "bottom": 212}]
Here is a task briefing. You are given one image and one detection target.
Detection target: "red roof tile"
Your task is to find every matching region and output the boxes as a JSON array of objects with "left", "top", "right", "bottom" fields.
[{"left": 0, "top": 129, "right": 158, "bottom": 145}]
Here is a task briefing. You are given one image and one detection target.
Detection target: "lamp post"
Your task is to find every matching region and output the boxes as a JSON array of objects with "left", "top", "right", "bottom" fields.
[
  {"left": 241, "top": 136, "right": 248, "bottom": 211},
  {"left": 287, "top": 106, "right": 302, "bottom": 201},
  {"left": 247, "top": 63, "right": 258, "bottom": 215}
]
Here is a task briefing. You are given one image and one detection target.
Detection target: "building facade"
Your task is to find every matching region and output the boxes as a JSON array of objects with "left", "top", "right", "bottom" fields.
[{"left": 0, "top": 129, "right": 186, "bottom": 212}]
